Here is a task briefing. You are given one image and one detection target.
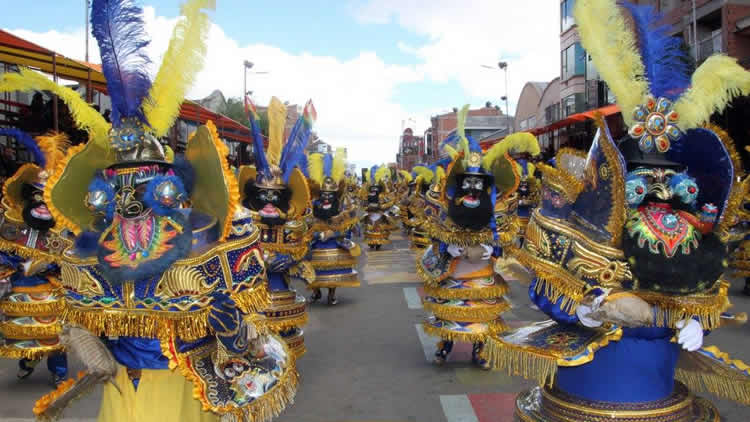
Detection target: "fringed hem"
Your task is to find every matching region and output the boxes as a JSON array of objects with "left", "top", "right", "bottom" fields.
[
  {"left": 62, "top": 305, "right": 212, "bottom": 341},
  {"left": 0, "top": 300, "right": 64, "bottom": 317},
  {"left": 0, "top": 344, "right": 63, "bottom": 360},
  {"left": 483, "top": 336, "right": 557, "bottom": 387},
  {"left": 643, "top": 283, "right": 730, "bottom": 330},
  {"left": 263, "top": 313, "right": 309, "bottom": 332},
  {"left": 310, "top": 259, "right": 357, "bottom": 270},
  {"left": 423, "top": 301, "right": 510, "bottom": 323},
  {"left": 231, "top": 283, "right": 270, "bottom": 314},
  {"left": 515, "top": 248, "right": 583, "bottom": 315},
  {"left": 364, "top": 237, "right": 391, "bottom": 246},
  {"left": 423, "top": 220, "right": 496, "bottom": 247},
  {"left": 262, "top": 241, "right": 310, "bottom": 261},
  {"left": 0, "top": 236, "right": 69, "bottom": 262},
  {"left": 676, "top": 369, "right": 750, "bottom": 406},
  {"left": 421, "top": 320, "right": 508, "bottom": 343},
  {"left": 415, "top": 260, "right": 450, "bottom": 285},
  {"left": 0, "top": 321, "right": 60, "bottom": 340},
  {"left": 423, "top": 282, "right": 509, "bottom": 301}
]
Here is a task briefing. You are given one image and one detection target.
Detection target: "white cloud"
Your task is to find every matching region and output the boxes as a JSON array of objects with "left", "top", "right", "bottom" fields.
[
  {"left": 354, "top": 0, "right": 560, "bottom": 116},
  {"left": 7, "top": 6, "right": 421, "bottom": 170}
]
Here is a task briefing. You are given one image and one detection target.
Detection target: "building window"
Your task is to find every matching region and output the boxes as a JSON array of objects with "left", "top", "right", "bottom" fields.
[
  {"left": 545, "top": 102, "right": 561, "bottom": 124},
  {"left": 659, "top": 0, "right": 676, "bottom": 12},
  {"left": 561, "top": 0, "right": 576, "bottom": 33},
  {"left": 519, "top": 119, "right": 528, "bottom": 130},
  {"left": 563, "top": 93, "right": 585, "bottom": 117},
  {"left": 528, "top": 116, "right": 536, "bottom": 129},
  {"left": 561, "top": 42, "right": 585, "bottom": 81}
]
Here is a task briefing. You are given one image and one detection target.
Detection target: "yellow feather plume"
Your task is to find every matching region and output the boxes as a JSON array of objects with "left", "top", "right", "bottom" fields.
[
  {"left": 375, "top": 165, "right": 389, "bottom": 184},
  {"left": 674, "top": 55, "right": 750, "bottom": 130},
  {"left": 267, "top": 97, "right": 286, "bottom": 166},
  {"left": 481, "top": 140, "right": 512, "bottom": 170},
  {"left": 308, "top": 153, "right": 324, "bottom": 186},
  {"left": 35, "top": 132, "right": 70, "bottom": 175},
  {"left": 332, "top": 147, "right": 346, "bottom": 183},
  {"left": 574, "top": 0, "right": 648, "bottom": 127},
  {"left": 443, "top": 144, "right": 458, "bottom": 160},
  {"left": 456, "top": 104, "right": 470, "bottom": 164},
  {"left": 144, "top": 0, "right": 215, "bottom": 137},
  {"left": 0, "top": 68, "right": 110, "bottom": 145},
  {"left": 435, "top": 166, "right": 445, "bottom": 183},
  {"left": 412, "top": 166, "right": 433, "bottom": 185},
  {"left": 527, "top": 162, "right": 536, "bottom": 177},
  {"left": 398, "top": 169, "right": 412, "bottom": 183}
]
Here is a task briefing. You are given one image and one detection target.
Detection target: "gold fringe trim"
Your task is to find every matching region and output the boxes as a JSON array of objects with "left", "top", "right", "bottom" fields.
[
  {"left": 675, "top": 369, "right": 750, "bottom": 405},
  {"left": 415, "top": 258, "right": 454, "bottom": 285},
  {"left": 421, "top": 319, "right": 508, "bottom": 344},
  {"left": 423, "top": 219, "right": 496, "bottom": 247},
  {"left": 262, "top": 312, "right": 309, "bottom": 333},
  {"left": 310, "top": 258, "right": 357, "bottom": 270},
  {"left": 62, "top": 305, "right": 212, "bottom": 341},
  {"left": 514, "top": 248, "right": 585, "bottom": 315},
  {"left": 0, "top": 300, "right": 63, "bottom": 317},
  {"left": 308, "top": 280, "right": 360, "bottom": 288},
  {"left": 364, "top": 237, "right": 391, "bottom": 245},
  {"left": 290, "top": 343, "right": 306, "bottom": 361},
  {"left": 42, "top": 143, "right": 87, "bottom": 234},
  {"left": 483, "top": 327, "right": 623, "bottom": 387},
  {"left": 231, "top": 282, "right": 270, "bottom": 315},
  {"left": 0, "top": 321, "right": 60, "bottom": 340},
  {"left": 0, "top": 343, "right": 63, "bottom": 361},
  {"left": 0, "top": 235, "right": 69, "bottom": 262},
  {"left": 310, "top": 217, "right": 358, "bottom": 234},
  {"left": 423, "top": 301, "right": 511, "bottom": 323},
  {"left": 262, "top": 241, "right": 310, "bottom": 261},
  {"left": 205, "top": 121, "right": 241, "bottom": 242},
  {"left": 423, "top": 281, "right": 509, "bottom": 300},
  {"left": 642, "top": 282, "right": 730, "bottom": 330}
]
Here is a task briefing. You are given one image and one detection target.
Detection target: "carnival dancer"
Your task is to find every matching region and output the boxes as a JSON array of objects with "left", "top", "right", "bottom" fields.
[
  {"left": 0, "top": 129, "right": 71, "bottom": 385},
  {"left": 1, "top": 1, "right": 298, "bottom": 421},
  {"left": 397, "top": 170, "right": 414, "bottom": 233},
  {"left": 307, "top": 149, "right": 361, "bottom": 305},
  {"left": 404, "top": 166, "right": 433, "bottom": 250},
  {"left": 419, "top": 107, "right": 526, "bottom": 368},
  {"left": 508, "top": 134, "right": 541, "bottom": 244},
  {"left": 485, "top": 2, "right": 750, "bottom": 420},
  {"left": 362, "top": 165, "right": 397, "bottom": 250},
  {"left": 239, "top": 96, "right": 315, "bottom": 358}
]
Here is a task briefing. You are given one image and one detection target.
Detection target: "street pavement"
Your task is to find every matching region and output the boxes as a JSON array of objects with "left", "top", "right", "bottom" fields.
[{"left": 0, "top": 231, "right": 750, "bottom": 421}]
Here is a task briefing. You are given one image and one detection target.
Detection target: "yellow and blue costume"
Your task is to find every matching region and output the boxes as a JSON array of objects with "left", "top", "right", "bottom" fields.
[
  {"left": 403, "top": 166, "right": 432, "bottom": 251},
  {"left": 0, "top": 1, "right": 298, "bottom": 421},
  {"left": 306, "top": 149, "right": 361, "bottom": 305},
  {"left": 237, "top": 97, "right": 315, "bottom": 359},
  {"left": 486, "top": 2, "right": 750, "bottom": 420},
  {"left": 361, "top": 165, "right": 397, "bottom": 250},
  {"left": 0, "top": 130, "right": 71, "bottom": 384}
]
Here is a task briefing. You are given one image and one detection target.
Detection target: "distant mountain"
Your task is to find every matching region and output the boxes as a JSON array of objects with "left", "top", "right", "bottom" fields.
[{"left": 195, "top": 89, "right": 227, "bottom": 113}]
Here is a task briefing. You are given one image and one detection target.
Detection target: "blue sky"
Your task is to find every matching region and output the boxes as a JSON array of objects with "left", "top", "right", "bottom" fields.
[{"left": 1, "top": 0, "right": 560, "bottom": 168}]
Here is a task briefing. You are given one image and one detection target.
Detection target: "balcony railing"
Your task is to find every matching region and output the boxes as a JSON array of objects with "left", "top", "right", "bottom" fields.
[{"left": 697, "top": 32, "right": 723, "bottom": 63}]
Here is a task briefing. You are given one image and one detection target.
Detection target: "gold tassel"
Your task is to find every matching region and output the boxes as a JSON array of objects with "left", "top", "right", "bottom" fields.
[
  {"left": 0, "top": 343, "right": 64, "bottom": 361},
  {"left": 0, "top": 300, "right": 63, "bottom": 317},
  {"left": 308, "top": 279, "right": 360, "bottom": 289},
  {"left": 483, "top": 336, "right": 557, "bottom": 387},
  {"left": 62, "top": 305, "right": 213, "bottom": 341},
  {"left": 423, "top": 220, "right": 496, "bottom": 247},
  {"left": 0, "top": 321, "right": 60, "bottom": 340},
  {"left": 261, "top": 313, "right": 309, "bottom": 333},
  {"left": 423, "top": 301, "right": 511, "bottom": 324},
  {"left": 262, "top": 241, "right": 310, "bottom": 261},
  {"left": 675, "top": 369, "right": 750, "bottom": 405},
  {"left": 230, "top": 283, "right": 270, "bottom": 315},
  {"left": 422, "top": 319, "right": 507, "bottom": 344},
  {"left": 423, "top": 281, "right": 509, "bottom": 301},
  {"left": 310, "top": 258, "right": 357, "bottom": 270},
  {"left": 0, "top": 236, "right": 69, "bottom": 264}
]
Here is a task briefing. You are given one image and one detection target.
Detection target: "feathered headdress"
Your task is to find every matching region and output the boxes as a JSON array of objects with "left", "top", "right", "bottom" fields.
[
  {"left": 575, "top": 0, "right": 746, "bottom": 220},
  {"left": 309, "top": 147, "right": 346, "bottom": 192},
  {"left": 0, "top": 129, "right": 69, "bottom": 218}
]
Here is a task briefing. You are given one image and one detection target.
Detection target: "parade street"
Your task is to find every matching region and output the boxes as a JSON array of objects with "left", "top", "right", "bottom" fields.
[{"left": 0, "top": 232, "right": 747, "bottom": 422}]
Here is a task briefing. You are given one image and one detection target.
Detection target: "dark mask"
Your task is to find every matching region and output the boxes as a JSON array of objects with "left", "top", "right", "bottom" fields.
[
  {"left": 244, "top": 182, "right": 291, "bottom": 226},
  {"left": 367, "top": 186, "right": 381, "bottom": 205},
  {"left": 448, "top": 174, "right": 492, "bottom": 230},
  {"left": 313, "top": 191, "right": 340, "bottom": 220},
  {"left": 21, "top": 184, "right": 54, "bottom": 231}
]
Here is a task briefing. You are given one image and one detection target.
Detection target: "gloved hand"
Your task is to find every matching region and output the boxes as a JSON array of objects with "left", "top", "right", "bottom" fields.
[
  {"left": 575, "top": 290, "right": 609, "bottom": 328},
  {"left": 209, "top": 292, "right": 249, "bottom": 355},
  {"left": 480, "top": 244, "right": 493, "bottom": 260},
  {"left": 676, "top": 319, "right": 703, "bottom": 352},
  {"left": 446, "top": 244, "right": 464, "bottom": 258},
  {"left": 268, "top": 253, "right": 293, "bottom": 273}
]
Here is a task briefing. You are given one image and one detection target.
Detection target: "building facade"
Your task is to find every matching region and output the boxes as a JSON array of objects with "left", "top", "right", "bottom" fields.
[
  {"left": 428, "top": 104, "right": 512, "bottom": 161},
  {"left": 397, "top": 128, "right": 425, "bottom": 170}
]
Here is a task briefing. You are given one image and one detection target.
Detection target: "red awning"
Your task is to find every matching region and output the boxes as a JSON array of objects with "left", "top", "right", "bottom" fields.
[{"left": 480, "top": 104, "right": 621, "bottom": 149}]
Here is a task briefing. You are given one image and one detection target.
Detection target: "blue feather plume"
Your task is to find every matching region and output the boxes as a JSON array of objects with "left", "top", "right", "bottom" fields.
[
  {"left": 620, "top": 2, "right": 691, "bottom": 100},
  {"left": 370, "top": 165, "right": 377, "bottom": 183},
  {"left": 247, "top": 110, "right": 271, "bottom": 181},
  {"left": 297, "top": 153, "right": 309, "bottom": 178},
  {"left": 0, "top": 129, "right": 45, "bottom": 167},
  {"left": 439, "top": 133, "right": 459, "bottom": 151},
  {"left": 323, "top": 153, "right": 333, "bottom": 178},
  {"left": 91, "top": 0, "right": 152, "bottom": 125},
  {"left": 279, "top": 116, "right": 312, "bottom": 183}
]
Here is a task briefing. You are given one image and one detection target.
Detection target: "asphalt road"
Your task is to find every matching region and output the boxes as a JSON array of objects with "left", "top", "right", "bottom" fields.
[{"left": 0, "top": 232, "right": 749, "bottom": 421}]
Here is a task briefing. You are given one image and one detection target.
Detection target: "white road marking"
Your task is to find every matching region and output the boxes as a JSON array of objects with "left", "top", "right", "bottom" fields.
[
  {"left": 414, "top": 324, "right": 434, "bottom": 362},
  {"left": 440, "top": 395, "right": 479, "bottom": 422},
  {"left": 403, "top": 287, "right": 422, "bottom": 309}
]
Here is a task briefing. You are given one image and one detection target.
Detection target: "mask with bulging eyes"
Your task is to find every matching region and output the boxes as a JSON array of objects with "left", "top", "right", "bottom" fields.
[
  {"left": 448, "top": 174, "right": 493, "bottom": 230},
  {"left": 21, "top": 184, "right": 54, "bottom": 231},
  {"left": 459, "top": 176, "right": 485, "bottom": 209},
  {"left": 625, "top": 168, "right": 699, "bottom": 210},
  {"left": 313, "top": 190, "right": 340, "bottom": 220}
]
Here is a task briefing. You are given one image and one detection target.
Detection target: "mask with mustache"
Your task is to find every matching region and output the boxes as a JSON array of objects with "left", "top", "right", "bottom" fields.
[
  {"left": 313, "top": 191, "right": 340, "bottom": 221},
  {"left": 448, "top": 175, "right": 492, "bottom": 230},
  {"left": 367, "top": 186, "right": 382, "bottom": 208},
  {"left": 21, "top": 184, "right": 54, "bottom": 231},
  {"left": 245, "top": 182, "right": 291, "bottom": 226}
]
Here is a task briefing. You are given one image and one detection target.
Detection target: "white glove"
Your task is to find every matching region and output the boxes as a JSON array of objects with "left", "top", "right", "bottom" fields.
[
  {"left": 675, "top": 319, "right": 703, "bottom": 352},
  {"left": 480, "top": 244, "right": 493, "bottom": 260},
  {"left": 576, "top": 304, "right": 603, "bottom": 328},
  {"left": 446, "top": 244, "right": 464, "bottom": 258}
]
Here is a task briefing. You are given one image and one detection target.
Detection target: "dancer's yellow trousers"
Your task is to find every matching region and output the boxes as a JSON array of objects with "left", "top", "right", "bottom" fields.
[{"left": 97, "top": 366, "right": 220, "bottom": 422}]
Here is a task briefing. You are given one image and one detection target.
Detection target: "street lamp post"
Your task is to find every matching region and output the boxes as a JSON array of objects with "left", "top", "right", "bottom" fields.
[
  {"left": 243, "top": 60, "right": 253, "bottom": 100},
  {"left": 498, "top": 61, "right": 509, "bottom": 118}
]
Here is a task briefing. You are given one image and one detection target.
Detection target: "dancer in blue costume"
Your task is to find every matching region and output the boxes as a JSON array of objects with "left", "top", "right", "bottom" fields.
[
  {"left": 485, "top": 1, "right": 750, "bottom": 420},
  {"left": 405, "top": 165, "right": 435, "bottom": 251},
  {"left": 362, "top": 165, "right": 398, "bottom": 250},
  {"left": 0, "top": 130, "right": 71, "bottom": 385},
  {"left": 507, "top": 134, "right": 541, "bottom": 245},
  {"left": 307, "top": 149, "right": 361, "bottom": 305},
  {"left": 238, "top": 97, "right": 315, "bottom": 359},
  {"left": 419, "top": 109, "right": 533, "bottom": 368},
  {"left": 0, "top": 1, "right": 298, "bottom": 421}
]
